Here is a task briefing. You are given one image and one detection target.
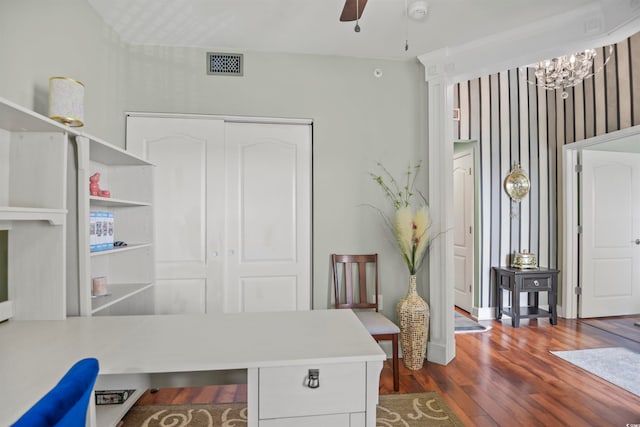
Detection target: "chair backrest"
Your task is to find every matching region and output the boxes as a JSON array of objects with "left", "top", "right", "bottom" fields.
[
  {"left": 12, "top": 358, "right": 99, "bottom": 427},
  {"left": 332, "top": 254, "right": 379, "bottom": 311}
]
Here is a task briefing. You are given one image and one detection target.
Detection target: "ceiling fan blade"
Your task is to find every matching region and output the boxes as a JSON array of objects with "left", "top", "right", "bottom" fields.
[{"left": 340, "top": 0, "right": 368, "bottom": 22}]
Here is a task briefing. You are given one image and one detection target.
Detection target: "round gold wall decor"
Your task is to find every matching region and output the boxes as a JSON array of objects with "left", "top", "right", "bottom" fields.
[{"left": 504, "top": 163, "right": 530, "bottom": 201}]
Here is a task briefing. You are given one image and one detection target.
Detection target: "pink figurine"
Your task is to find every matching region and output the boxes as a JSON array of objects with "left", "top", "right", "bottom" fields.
[
  {"left": 89, "top": 173, "right": 100, "bottom": 196},
  {"left": 89, "top": 173, "right": 111, "bottom": 198}
]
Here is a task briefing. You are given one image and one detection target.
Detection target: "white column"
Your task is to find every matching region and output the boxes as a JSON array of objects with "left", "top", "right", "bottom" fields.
[{"left": 426, "top": 73, "right": 456, "bottom": 365}]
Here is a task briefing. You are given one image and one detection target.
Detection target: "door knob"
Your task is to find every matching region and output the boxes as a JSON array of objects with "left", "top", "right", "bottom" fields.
[{"left": 635, "top": 239, "right": 640, "bottom": 245}]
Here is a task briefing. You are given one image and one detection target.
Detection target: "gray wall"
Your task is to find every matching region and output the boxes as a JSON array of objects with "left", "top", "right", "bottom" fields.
[{"left": 0, "top": 1, "right": 429, "bottom": 321}]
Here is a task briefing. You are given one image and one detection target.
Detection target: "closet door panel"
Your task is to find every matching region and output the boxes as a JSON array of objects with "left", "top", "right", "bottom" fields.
[
  {"left": 241, "top": 141, "right": 296, "bottom": 261},
  {"left": 154, "top": 279, "right": 206, "bottom": 314},
  {"left": 127, "top": 117, "right": 226, "bottom": 314},
  {"left": 241, "top": 276, "right": 297, "bottom": 312},
  {"left": 128, "top": 117, "right": 311, "bottom": 314},
  {"left": 225, "top": 123, "right": 311, "bottom": 313},
  {"left": 151, "top": 138, "right": 206, "bottom": 264}
]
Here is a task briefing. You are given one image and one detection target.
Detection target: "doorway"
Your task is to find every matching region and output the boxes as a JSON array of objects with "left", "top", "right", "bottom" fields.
[
  {"left": 580, "top": 150, "right": 640, "bottom": 317},
  {"left": 453, "top": 142, "right": 478, "bottom": 315},
  {"left": 563, "top": 126, "right": 640, "bottom": 318}
]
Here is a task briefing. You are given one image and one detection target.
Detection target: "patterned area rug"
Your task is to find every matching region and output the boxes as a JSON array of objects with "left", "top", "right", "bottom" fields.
[
  {"left": 551, "top": 347, "right": 640, "bottom": 397},
  {"left": 118, "top": 391, "right": 465, "bottom": 426},
  {"left": 454, "top": 312, "right": 491, "bottom": 334}
]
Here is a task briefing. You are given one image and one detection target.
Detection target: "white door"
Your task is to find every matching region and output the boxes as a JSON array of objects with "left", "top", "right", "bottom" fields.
[
  {"left": 126, "top": 117, "right": 312, "bottom": 314},
  {"left": 224, "top": 123, "right": 311, "bottom": 312},
  {"left": 581, "top": 150, "right": 640, "bottom": 317},
  {"left": 126, "top": 117, "right": 226, "bottom": 314},
  {"left": 453, "top": 150, "right": 474, "bottom": 312}
]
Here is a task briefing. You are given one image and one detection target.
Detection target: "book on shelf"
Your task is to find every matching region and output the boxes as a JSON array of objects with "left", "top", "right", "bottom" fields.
[{"left": 90, "top": 211, "right": 114, "bottom": 252}]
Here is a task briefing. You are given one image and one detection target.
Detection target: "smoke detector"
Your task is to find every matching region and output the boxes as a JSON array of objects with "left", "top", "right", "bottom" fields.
[{"left": 408, "top": 0, "right": 428, "bottom": 20}]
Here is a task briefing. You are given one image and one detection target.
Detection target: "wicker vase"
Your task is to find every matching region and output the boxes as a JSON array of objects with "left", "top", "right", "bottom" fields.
[{"left": 397, "top": 274, "right": 430, "bottom": 370}]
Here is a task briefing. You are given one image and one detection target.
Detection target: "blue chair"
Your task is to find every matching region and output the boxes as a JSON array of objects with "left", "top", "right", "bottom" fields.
[{"left": 12, "top": 358, "right": 99, "bottom": 427}]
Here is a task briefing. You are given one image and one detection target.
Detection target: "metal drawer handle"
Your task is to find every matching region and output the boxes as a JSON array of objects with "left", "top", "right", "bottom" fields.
[
  {"left": 306, "top": 369, "right": 320, "bottom": 389},
  {"left": 533, "top": 280, "right": 539, "bottom": 287}
]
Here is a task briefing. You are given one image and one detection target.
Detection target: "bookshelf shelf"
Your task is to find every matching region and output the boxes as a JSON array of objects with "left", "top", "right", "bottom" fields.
[{"left": 91, "top": 283, "right": 153, "bottom": 314}]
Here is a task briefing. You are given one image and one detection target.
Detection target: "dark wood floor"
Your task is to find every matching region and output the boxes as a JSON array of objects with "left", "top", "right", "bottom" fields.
[
  {"left": 135, "top": 314, "right": 640, "bottom": 426},
  {"left": 580, "top": 315, "right": 640, "bottom": 344}
]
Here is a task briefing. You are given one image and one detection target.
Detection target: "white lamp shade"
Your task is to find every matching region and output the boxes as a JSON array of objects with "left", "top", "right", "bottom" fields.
[{"left": 49, "top": 77, "right": 84, "bottom": 127}]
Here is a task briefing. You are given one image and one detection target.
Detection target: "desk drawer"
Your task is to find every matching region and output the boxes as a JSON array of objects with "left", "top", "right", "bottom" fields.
[
  {"left": 521, "top": 276, "right": 551, "bottom": 290},
  {"left": 259, "top": 362, "right": 365, "bottom": 419}
]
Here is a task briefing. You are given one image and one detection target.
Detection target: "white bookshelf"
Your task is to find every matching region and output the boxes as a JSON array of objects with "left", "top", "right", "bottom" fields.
[
  {"left": 89, "top": 196, "right": 151, "bottom": 208},
  {"left": 0, "top": 207, "right": 66, "bottom": 225},
  {"left": 88, "top": 245, "right": 154, "bottom": 315},
  {"left": 0, "top": 97, "right": 69, "bottom": 321},
  {"left": 0, "top": 97, "right": 71, "bottom": 133},
  {"left": 73, "top": 135, "right": 155, "bottom": 317},
  {"left": 0, "top": 96, "right": 154, "bottom": 426},
  {"left": 0, "top": 96, "right": 156, "bottom": 320},
  {"left": 91, "top": 283, "right": 154, "bottom": 314},
  {"left": 90, "top": 243, "right": 152, "bottom": 257}
]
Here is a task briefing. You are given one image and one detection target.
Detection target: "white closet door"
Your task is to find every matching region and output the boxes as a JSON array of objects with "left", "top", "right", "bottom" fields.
[
  {"left": 581, "top": 150, "right": 640, "bottom": 317},
  {"left": 126, "top": 117, "right": 226, "bottom": 314},
  {"left": 453, "top": 149, "right": 474, "bottom": 312},
  {"left": 127, "top": 117, "right": 312, "bottom": 314},
  {"left": 225, "top": 123, "right": 311, "bottom": 312}
]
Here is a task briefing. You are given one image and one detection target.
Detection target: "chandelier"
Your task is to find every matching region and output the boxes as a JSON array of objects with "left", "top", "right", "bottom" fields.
[{"left": 525, "top": 46, "right": 613, "bottom": 99}]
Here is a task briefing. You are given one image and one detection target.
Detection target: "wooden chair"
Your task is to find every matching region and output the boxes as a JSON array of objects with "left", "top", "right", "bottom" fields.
[{"left": 331, "top": 253, "right": 400, "bottom": 392}]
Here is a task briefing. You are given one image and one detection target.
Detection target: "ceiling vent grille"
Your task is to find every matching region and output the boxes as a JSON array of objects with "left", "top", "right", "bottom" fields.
[{"left": 207, "top": 52, "right": 243, "bottom": 76}]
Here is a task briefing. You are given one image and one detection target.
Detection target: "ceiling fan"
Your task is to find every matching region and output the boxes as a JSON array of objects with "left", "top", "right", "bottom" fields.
[
  {"left": 340, "top": 0, "right": 429, "bottom": 42},
  {"left": 340, "top": 0, "right": 368, "bottom": 22}
]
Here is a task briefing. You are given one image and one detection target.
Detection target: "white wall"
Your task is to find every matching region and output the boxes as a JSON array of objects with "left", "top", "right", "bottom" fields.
[
  {"left": 0, "top": 0, "right": 429, "bottom": 322},
  {"left": 0, "top": 0, "right": 128, "bottom": 145}
]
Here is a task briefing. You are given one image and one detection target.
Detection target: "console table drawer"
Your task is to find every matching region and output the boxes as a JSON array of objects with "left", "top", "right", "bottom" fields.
[
  {"left": 259, "top": 362, "right": 366, "bottom": 420},
  {"left": 521, "top": 276, "right": 551, "bottom": 290}
]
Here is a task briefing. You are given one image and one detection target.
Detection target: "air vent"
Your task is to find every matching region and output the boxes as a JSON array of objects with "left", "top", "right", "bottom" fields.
[{"left": 207, "top": 52, "right": 243, "bottom": 76}]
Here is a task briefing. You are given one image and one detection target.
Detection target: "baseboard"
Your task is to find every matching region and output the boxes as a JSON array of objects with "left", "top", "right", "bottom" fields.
[
  {"left": 473, "top": 306, "right": 496, "bottom": 321},
  {"left": 381, "top": 339, "right": 452, "bottom": 365},
  {"left": 557, "top": 304, "right": 572, "bottom": 319},
  {"left": 427, "top": 341, "right": 454, "bottom": 365}
]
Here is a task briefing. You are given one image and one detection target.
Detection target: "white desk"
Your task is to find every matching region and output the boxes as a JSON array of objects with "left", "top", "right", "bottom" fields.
[{"left": 0, "top": 310, "right": 385, "bottom": 427}]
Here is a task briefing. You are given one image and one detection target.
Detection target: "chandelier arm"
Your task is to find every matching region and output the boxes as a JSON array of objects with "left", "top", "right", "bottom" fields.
[{"left": 522, "top": 45, "right": 614, "bottom": 98}]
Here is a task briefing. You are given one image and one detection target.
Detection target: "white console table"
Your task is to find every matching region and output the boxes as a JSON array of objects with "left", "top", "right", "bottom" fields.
[{"left": 0, "top": 310, "right": 385, "bottom": 427}]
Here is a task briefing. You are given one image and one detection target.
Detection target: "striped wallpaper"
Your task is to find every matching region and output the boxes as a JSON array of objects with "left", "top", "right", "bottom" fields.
[{"left": 454, "top": 31, "right": 640, "bottom": 310}]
